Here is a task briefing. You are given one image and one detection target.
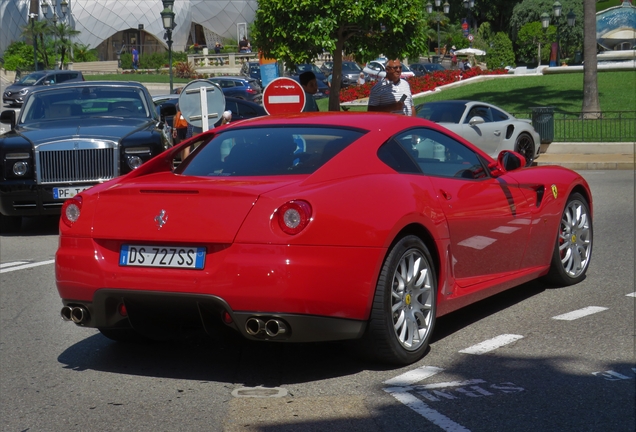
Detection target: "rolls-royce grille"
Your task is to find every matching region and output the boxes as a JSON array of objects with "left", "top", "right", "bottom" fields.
[{"left": 37, "top": 148, "right": 117, "bottom": 184}]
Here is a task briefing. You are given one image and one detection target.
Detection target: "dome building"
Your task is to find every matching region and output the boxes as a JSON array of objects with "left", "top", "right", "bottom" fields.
[{"left": 1, "top": 0, "right": 258, "bottom": 60}]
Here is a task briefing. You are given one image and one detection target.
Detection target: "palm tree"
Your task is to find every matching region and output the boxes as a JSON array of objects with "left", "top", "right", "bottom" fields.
[
  {"left": 581, "top": 0, "right": 600, "bottom": 118},
  {"left": 21, "top": 19, "right": 52, "bottom": 69},
  {"left": 51, "top": 22, "right": 80, "bottom": 67}
]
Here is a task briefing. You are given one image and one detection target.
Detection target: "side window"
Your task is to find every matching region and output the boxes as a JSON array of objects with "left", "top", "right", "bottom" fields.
[
  {"left": 236, "top": 101, "right": 257, "bottom": 116},
  {"left": 377, "top": 140, "right": 421, "bottom": 174},
  {"left": 491, "top": 108, "right": 509, "bottom": 122},
  {"left": 465, "top": 106, "right": 492, "bottom": 123},
  {"left": 395, "top": 128, "right": 488, "bottom": 179},
  {"left": 57, "top": 73, "right": 70, "bottom": 83}
]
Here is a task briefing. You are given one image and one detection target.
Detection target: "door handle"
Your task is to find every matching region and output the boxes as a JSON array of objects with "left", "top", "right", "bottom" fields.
[
  {"left": 440, "top": 189, "right": 452, "bottom": 200},
  {"left": 494, "top": 130, "right": 501, "bottom": 136}
]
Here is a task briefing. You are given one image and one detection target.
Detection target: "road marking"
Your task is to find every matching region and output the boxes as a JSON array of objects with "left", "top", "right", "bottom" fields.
[
  {"left": 0, "top": 261, "right": 28, "bottom": 269},
  {"left": 383, "top": 366, "right": 443, "bottom": 386},
  {"left": 384, "top": 388, "right": 472, "bottom": 432},
  {"left": 626, "top": 292, "right": 636, "bottom": 297},
  {"left": 551, "top": 306, "right": 608, "bottom": 321},
  {"left": 592, "top": 370, "right": 634, "bottom": 381},
  {"left": 459, "top": 334, "right": 524, "bottom": 355},
  {"left": 231, "top": 386, "right": 287, "bottom": 398},
  {"left": 0, "top": 260, "right": 55, "bottom": 273}
]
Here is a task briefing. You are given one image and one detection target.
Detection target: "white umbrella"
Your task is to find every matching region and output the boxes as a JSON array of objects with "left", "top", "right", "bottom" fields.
[{"left": 454, "top": 48, "right": 486, "bottom": 56}]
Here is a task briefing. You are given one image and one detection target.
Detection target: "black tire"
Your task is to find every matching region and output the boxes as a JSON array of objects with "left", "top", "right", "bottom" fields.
[
  {"left": 98, "top": 328, "right": 153, "bottom": 343},
  {"left": 543, "top": 193, "right": 593, "bottom": 286},
  {"left": 0, "top": 214, "right": 21, "bottom": 233},
  {"left": 514, "top": 132, "right": 535, "bottom": 167},
  {"left": 361, "top": 235, "right": 437, "bottom": 365}
]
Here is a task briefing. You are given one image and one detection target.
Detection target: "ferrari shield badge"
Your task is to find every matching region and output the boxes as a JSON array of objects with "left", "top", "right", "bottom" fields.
[{"left": 551, "top": 185, "right": 558, "bottom": 199}]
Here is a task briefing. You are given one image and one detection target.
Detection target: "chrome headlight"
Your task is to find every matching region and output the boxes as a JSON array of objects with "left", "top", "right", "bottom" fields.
[{"left": 12, "top": 161, "right": 29, "bottom": 176}]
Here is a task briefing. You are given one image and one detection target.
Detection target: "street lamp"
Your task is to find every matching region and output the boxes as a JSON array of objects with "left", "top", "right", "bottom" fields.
[
  {"left": 42, "top": 0, "right": 67, "bottom": 69},
  {"left": 426, "top": 0, "right": 450, "bottom": 63},
  {"left": 29, "top": 12, "right": 38, "bottom": 71},
  {"left": 161, "top": 1, "right": 175, "bottom": 93},
  {"left": 463, "top": 0, "right": 475, "bottom": 45},
  {"left": 553, "top": 1, "right": 562, "bottom": 65}
]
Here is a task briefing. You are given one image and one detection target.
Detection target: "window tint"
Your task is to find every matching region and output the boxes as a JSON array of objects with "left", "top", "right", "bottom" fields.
[
  {"left": 394, "top": 128, "right": 488, "bottom": 179},
  {"left": 416, "top": 102, "right": 465, "bottom": 123},
  {"left": 377, "top": 140, "right": 421, "bottom": 174},
  {"left": 465, "top": 106, "right": 492, "bottom": 123},
  {"left": 178, "top": 127, "right": 365, "bottom": 176},
  {"left": 491, "top": 107, "right": 509, "bottom": 122}
]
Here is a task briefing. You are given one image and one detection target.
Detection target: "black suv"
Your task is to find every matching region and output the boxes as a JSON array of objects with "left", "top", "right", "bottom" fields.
[{"left": 3, "top": 70, "right": 85, "bottom": 106}]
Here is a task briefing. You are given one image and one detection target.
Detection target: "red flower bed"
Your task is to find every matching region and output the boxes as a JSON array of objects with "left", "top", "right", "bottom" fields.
[{"left": 339, "top": 68, "right": 508, "bottom": 103}]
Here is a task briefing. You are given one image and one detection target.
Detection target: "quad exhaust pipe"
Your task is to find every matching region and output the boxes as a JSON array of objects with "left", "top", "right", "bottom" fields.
[
  {"left": 245, "top": 317, "right": 288, "bottom": 338},
  {"left": 60, "top": 306, "right": 90, "bottom": 324}
]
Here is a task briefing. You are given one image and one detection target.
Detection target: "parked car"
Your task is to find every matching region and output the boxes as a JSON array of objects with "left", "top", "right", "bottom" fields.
[
  {"left": 206, "top": 76, "right": 262, "bottom": 104},
  {"left": 288, "top": 75, "right": 330, "bottom": 99},
  {"left": 363, "top": 60, "right": 415, "bottom": 81},
  {"left": 338, "top": 61, "right": 366, "bottom": 87},
  {"left": 319, "top": 61, "right": 333, "bottom": 75},
  {"left": 290, "top": 64, "right": 329, "bottom": 87},
  {"left": 409, "top": 62, "right": 446, "bottom": 77},
  {"left": 0, "top": 81, "right": 172, "bottom": 231},
  {"left": 55, "top": 112, "right": 592, "bottom": 365},
  {"left": 239, "top": 61, "right": 262, "bottom": 86},
  {"left": 153, "top": 94, "right": 266, "bottom": 134},
  {"left": 415, "top": 100, "right": 541, "bottom": 166},
  {"left": 2, "top": 70, "right": 85, "bottom": 106}
]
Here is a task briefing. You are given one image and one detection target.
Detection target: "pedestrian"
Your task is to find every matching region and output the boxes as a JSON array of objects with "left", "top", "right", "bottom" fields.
[
  {"left": 367, "top": 58, "right": 414, "bottom": 116},
  {"left": 221, "top": 110, "right": 232, "bottom": 125},
  {"left": 357, "top": 72, "right": 366, "bottom": 85},
  {"left": 299, "top": 71, "right": 319, "bottom": 112},
  {"left": 172, "top": 102, "right": 188, "bottom": 146},
  {"left": 132, "top": 47, "right": 139, "bottom": 70},
  {"left": 214, "top": 42, "right": 223, "bottom": 54},
  {"left": 239, "top": 37, "right": 251, "bottom": 53}
]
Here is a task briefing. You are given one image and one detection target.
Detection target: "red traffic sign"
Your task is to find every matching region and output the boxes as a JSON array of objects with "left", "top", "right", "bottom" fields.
[{"left": 262, "top": 77, "right": 305, "bottom": 115}]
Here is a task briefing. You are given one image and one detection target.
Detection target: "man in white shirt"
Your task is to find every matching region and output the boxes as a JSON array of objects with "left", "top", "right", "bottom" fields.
[{"left": 367, "top": 59, "right": 414, "bottom": 116}]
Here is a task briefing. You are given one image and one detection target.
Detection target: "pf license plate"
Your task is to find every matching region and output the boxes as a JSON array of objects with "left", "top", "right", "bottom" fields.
[
  {"left": 53, "top": 186, "right": 92, "bottom": 200},
  {"left": 119, "top": 245, "right": 206, "bottom": 269}
]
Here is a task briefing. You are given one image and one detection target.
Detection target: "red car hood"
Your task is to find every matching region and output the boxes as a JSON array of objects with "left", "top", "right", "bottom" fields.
[{"left": 91, "top": 172, "right": 300, "bottom": 243}]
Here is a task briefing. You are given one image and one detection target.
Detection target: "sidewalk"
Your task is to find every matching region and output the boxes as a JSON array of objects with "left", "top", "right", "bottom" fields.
[{"left": 535, "top": 142, "right": 635, "bottom": 170}]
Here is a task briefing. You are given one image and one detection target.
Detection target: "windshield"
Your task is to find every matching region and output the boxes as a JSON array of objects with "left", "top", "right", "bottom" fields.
[
  {"left": 17, "top": 72, "right": 45, "bottom": 85},
  {"left": 178, "top": 126, "right": 365, "bottom": 176},
  {"left": 20, "top": 86, "right": 152, "bottom": 123},
  {"left": 342, "top": 63, "right": 363, "bottom": 72},
  {"left": 416, "top": 102, "right": 466, "bottom": 124}
]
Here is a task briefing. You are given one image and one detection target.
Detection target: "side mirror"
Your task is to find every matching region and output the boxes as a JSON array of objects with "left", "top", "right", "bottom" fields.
[
  {"left": 500, "top": 150, "right": 524, "bottom": 170},
  {"left": 0, "top": 110, "right": 16, "bottom": 129},
  {"left": 468, "top": 116, "right": 485, "bottom": 126}
]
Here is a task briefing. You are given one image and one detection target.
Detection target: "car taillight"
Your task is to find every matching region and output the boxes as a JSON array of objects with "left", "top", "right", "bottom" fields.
[
  {"left": 276, "top": 200, "right": 312, "bottom": 235},
  {"left": 61, "top": 196, "right": 82, "bottom": 227},
  {"left": 246, "top": 88, "right": 256, "bottom": 94}
]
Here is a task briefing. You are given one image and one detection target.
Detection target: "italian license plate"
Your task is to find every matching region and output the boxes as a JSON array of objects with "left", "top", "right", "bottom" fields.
[
  {"left": 119, "top": 245, "right": 206, "bottom": 269},
  {"left": 53, "top": 186, "right": 92, "bottom": 200}
]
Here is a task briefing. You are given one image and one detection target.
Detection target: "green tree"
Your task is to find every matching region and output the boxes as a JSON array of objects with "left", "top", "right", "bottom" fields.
[
  {"left": 2, "top": 41, "right": 35, "bottom": 71},
  {"left": 486, "top": 32, "right": 515, "bottom": 69},
  {"left": 510, "top": 0, "right": 583, "bottom": 60},
  {"left": 21, "top": 19, "right": 52, "bottom": 69},
  {"left": 517, "top": 21, "right": 555, "bottom": 66},
  {"left": 582, "top": 0, "right": 600, "bottom": 118},
  {"left": 72, "top": 43, "right": 98, "bottom": 62},
  {"left": 251, "top": 0, "right": 429, "bottom": 111},
  {"left": 50, "top": 22, "right": 81, "bottom": 68}
]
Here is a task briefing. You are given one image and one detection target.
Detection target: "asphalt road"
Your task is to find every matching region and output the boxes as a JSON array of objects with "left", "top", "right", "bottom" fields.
[{"left": 0, "top": 171, "right": 634, "bottom": 432}]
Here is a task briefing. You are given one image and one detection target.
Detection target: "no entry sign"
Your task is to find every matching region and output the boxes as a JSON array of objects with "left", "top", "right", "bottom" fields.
[{"left": 262, "top": 77, "right": 305, "bottom": 115}]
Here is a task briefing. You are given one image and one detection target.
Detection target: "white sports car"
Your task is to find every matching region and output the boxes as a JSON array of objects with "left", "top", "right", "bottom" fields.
[{"left": 416, "top": 100, "right": 541, "bottom": 166}]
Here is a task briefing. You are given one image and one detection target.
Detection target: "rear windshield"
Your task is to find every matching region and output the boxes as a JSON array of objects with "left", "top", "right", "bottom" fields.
[
  {"left": 416, "top": 102, "right": 466, "bottom": 123},
  {"left": 178, "top": 126, "right": 365, "bottom": 176}
]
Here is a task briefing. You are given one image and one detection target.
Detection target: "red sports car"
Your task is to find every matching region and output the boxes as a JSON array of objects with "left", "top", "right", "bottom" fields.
[{"left": 56, "top": 112, "right": 593, "bottom": 365}]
